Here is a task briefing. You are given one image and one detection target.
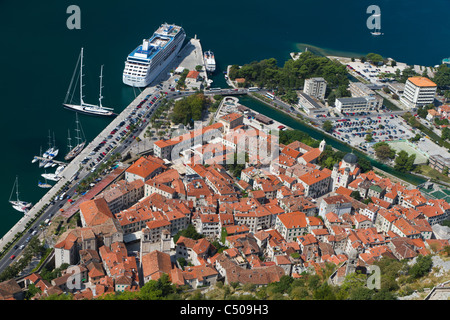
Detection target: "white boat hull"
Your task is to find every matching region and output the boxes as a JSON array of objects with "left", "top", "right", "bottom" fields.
[
  {"left": 12, "top": 205, "right": 28, "bottom": 213},
  {"left": 63, "top": 104, "right": 115, "bottom": 117},
  {"left": 41, "top": 173, "right": 61, "bottom": 182}
]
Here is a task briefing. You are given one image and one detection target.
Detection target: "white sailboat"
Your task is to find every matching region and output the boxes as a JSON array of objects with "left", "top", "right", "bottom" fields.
[
  {"left": 9, "top": 176, "right": 32, "bottom": 213},
  {"left": 41, "top": 173, "right": 61, "bottom": 182},
  {"left": 32, "top": 146, "right": 42, "bottom": 163},
  {"left": 42, "top": 130, "right": 53, "bottom": 159},
  {"left": 38, "top": 177, "right": 52, "bottom": 189},
  {"left": 50, "top": 132, "right": 59, "bottom": 159},
  {"left": 42, "top": 164, "right": 65, "bottom": 182},
  {"left": 65, "top": 112, "right": 86, "bottom": 161},
  {"left": 44, "top": 161, "right": 54, "bottom": 168},
  {"left": 55, "top": 164, "right": 66, "bottom": 176},
  {"left": 63, "top": 48, "right": 115, "bottom": 117},
  {"left": 370, "top": 14, "right": 383, "bottom": 36}
]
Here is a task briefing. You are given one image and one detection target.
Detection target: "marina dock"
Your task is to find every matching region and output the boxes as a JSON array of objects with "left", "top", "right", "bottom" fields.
[
  {"left": 32, "top": 156, "right": 67, "bottom": 166},
  {"left": 0, "top": 37, "right": 208, "bottom": 255}
]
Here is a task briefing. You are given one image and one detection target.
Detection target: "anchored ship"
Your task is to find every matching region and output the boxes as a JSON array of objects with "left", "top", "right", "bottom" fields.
[
  {"left": 122, "top": 23, "right": 186, "bottom": 87},
  {"left": 370, "top": 14, "right": 383, "bottom": 36},
  {"left": 63, "top": 48, "right": 115, "bottom": 117},
  {"left": 204, "top": 50, "right": 216, "bottom": 73},
  {"left": 9, "top": 176, "right": 32, "bottom": 213},
  {"left": 65, "top": 112, "right": 86, "bottom": 161}
]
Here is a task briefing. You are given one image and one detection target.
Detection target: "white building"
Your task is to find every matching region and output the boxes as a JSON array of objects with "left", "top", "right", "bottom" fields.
[
  {"left": 335, "top": 97, "right": 378, "bottom": 114},
  {"left": 304, "top": 77, "right": 327, "bottom": 100},
  {"left": 400, "top": 77, "right": 437, "bottom": 109},
  {"left": 297, "top": 92, "right": 328, "bottom": 116}
]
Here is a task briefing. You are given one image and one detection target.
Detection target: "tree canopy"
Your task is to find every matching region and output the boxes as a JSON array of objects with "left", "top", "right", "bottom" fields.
[
  {"left": 433, "top": 64, "right": 450, "bottom": 88},
  {"left": 394, "top": 150, "right": 416, "bottom": 173},
  {"left": 171, "top": 93, "right": 207, "bottom": 126},
  {"left": 373, "top": 142, "right": 396, "bottom": 161},
  {"left": 228, "top": 51, "right": 350, "bottom": 96}
]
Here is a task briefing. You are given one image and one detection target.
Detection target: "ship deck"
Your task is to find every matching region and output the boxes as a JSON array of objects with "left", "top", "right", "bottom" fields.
[{"left": 129, "top": 34, "right": 174, "bottom": 61}]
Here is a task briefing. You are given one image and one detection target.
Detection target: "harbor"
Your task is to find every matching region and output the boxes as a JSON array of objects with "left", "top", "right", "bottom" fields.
[{"left": 0, "top": 34, "right": 208, "bottom": 257}]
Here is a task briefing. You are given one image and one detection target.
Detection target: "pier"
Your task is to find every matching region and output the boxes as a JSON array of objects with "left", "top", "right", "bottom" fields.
[
  {"left": 32, "top": 156, "right": 68, "bottom": 166},
  {"left": 0, "top": 36, "right": 208, "bottom": 264}
]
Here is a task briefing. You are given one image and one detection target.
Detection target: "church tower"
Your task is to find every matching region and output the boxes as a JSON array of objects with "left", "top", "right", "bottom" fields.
[{"left": 319, "top": 139, "right": 326, "bottom": 152}]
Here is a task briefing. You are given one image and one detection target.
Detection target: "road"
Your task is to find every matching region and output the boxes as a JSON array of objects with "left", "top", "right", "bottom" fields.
[{"left": 0, "top": 82, "right": 413, "bottom": 274}]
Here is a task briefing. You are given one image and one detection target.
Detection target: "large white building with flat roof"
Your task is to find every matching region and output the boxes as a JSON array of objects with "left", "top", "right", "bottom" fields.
[
  {"left": 297, "top": 92, "right": 328, "bottom": 116},
  {"left": 400, "top": 77, "right": 437, "bottom": 109},
  {"left": 335, "top": 97, "right": 373, "bottom": 114},
  {"left": 304, "top": 77, "right": 327, "bottom": 100}
]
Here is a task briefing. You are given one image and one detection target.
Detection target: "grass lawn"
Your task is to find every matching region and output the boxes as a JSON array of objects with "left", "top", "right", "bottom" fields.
[
  {"left": 382, "top": 97, "right": 401, "bottom": 111},
  {"left": 416, "top": 164, "right": 450, "bottom": 184}
]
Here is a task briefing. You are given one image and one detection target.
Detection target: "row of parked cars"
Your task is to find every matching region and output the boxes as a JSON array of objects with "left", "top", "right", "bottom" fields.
[{"left": 86, "top": 92, "right": 161, "bottom": 171}]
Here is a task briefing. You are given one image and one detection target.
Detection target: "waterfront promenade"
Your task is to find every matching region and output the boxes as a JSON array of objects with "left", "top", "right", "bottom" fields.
[
  {"left": 0, "top": 85, "right": 152, "bottom": 253},
  {"left": 0, "top": 37, "right": 207, "bottom": 256}
]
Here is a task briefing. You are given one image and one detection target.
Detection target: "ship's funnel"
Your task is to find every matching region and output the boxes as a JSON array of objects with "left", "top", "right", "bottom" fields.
[{"left": 142, "top": 39, "right": 149, "bottom": 51}]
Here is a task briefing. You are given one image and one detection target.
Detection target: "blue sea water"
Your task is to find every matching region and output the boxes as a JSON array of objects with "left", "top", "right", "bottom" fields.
[{"left": 0, "top": 0, "right": 449, "bottom": 238}]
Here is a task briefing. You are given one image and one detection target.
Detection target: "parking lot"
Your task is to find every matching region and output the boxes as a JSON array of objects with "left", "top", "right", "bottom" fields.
[
  {"left": 81, "top": 92, "right": 163, "bottom": 171},
  {"left": 331, "top": 114, "right": 415, "bottom": 150},
  {"left": 345, "top": 60, "right": 407, "bottom": 85}
]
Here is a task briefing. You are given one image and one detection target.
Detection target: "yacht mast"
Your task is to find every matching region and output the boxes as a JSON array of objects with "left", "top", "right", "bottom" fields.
[
  {"left": 67, "top": 128, "right": 72, "bottom": 152},
  {"left": 99, "top": 65, "right": 104, "bottom": 108},
  {"left": 80, "top": 47, "right": 85, "bottom": 105},
  {"left": 15, "top": 176, "right": 20, "bottom": 202},
  {"left": 75, "top": 112, "right": 82, "bottom": 144}
]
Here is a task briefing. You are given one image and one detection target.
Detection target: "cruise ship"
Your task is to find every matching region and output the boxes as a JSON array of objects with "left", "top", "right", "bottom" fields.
[
  {"left": 122, "top": 23, "right": 186, "bottom": 87},
  {"left": 204, "top": 50, "right": 216, "bottom": 73}
]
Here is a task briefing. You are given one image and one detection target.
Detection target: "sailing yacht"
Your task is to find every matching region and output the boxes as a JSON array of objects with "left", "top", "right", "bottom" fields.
[
  {"left": 32, "top": 146, "right": 42, "bottom": 164},
  {"left": 42, "top": 130, "right": 53, "bottom": 159},
  {"left": 370, "top": 14, "right": 383, "bottom": 36},
  {"left": 44, "top": 161, "right": 54, "bottom": 168},
  {"left": 63, "top": 48, "right": 115, "bottom": 117},
  {"left": 49, "top": 132, "right": 59, "bottom": 159},
  {"left": 42, "top": 131, "right": 58, "bottom": 160},
  {"left": 9, "top": 176, "right": 32, "bottom": 213},
  {"left": 41, "top": 172, "right": 61, "bottom": 182},
  {"left": 42, "top": 164, "right": 65, "bottom": 182},
  {"left": 38, "top": 178, "right": 52, "bottom": 189},
  {"left": 65, "top": 112, "right": 86, "bottom": 161}
]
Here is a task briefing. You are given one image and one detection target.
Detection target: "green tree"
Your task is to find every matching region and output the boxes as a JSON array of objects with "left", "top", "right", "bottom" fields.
[
  {"left": 374, "top": 142, "right": 396, "bottom": 161},
  {"left": 394, "top": 150, "right": 416, "bottom": 173},
  {"left": 366, "top": 53, "right": 384, "bottom": 65},
  {"left": 433, "top": 64, "right": 450, "bottom": 88},
  {"left": 171, "top": 93, "right": 207, "bottom": 125},
  {"left": 442, "top": 127, "right": 450, "bottom": 141},
  {"left": 139, "top": 274, "right": 176, "bottom": 300},
  {"left": 409, "top": 255, "right": 433, "bottom": 280},
  {"left": 358, "top": 157, "right": 373, "bottom": 173},
  {"left": 322, "top": 120, "right": 333, "bottom": 133},
  {"left": 350, "top": 190, "right": 362, "bottom": 201},
  {"left": 173, "top": 224, "right": 204, "bottom": 244},
  {"left": 313, "top": 283, "right": 337, "bottom": 300}
]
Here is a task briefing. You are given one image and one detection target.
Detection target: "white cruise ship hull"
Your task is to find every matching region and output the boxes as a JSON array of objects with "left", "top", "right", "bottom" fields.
[
  {"left": 122, "top": 40, "right": 185, "bottom": 87},
  {"left": 123, "top": 24, "right": 186, "bottom": 88}
]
